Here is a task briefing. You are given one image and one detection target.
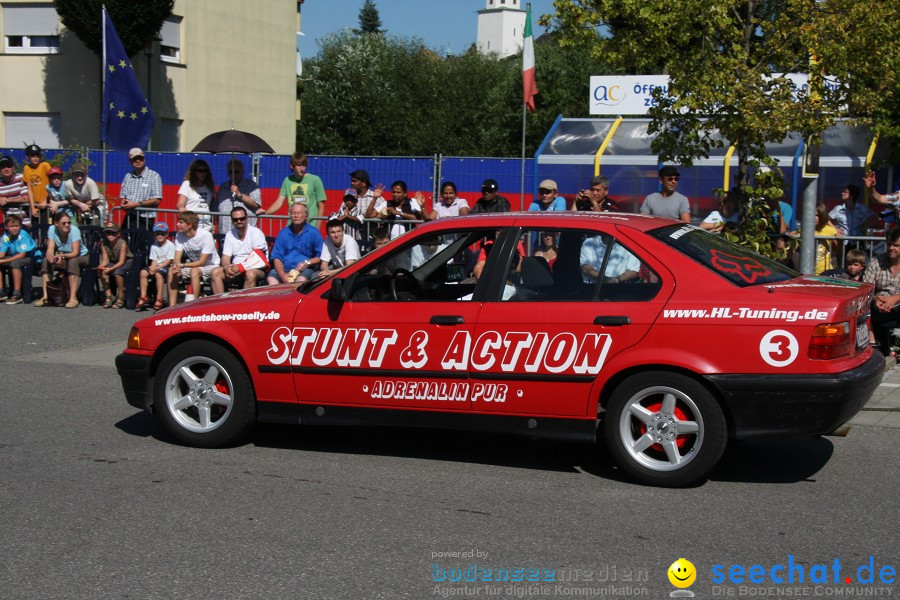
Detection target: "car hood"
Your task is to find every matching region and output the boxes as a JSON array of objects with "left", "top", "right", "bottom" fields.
[{"left": 153, "top": 283, "right": 300, "bottom": 316}]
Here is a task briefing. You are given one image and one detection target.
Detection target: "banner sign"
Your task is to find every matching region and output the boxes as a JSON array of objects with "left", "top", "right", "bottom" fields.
[
  {"left": 589, "top": 75, "right": 669, "bottom": 115},
  {"left": 589, "top": 74, "right": 841, "bottom": 116}
]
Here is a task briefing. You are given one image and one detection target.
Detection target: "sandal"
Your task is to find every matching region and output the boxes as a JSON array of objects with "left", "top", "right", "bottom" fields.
[
  {"left": 103, "top": 296, "right": 114, "bottom": 308},
  {"left": 112, "top": 297, "right": 125, "bottom": 309},
  {"left": 33, "top": 297, "right": 47, "bottom": 307},
  {"left": 153, "top": 298, "right": 164, "bottom": 311},
  {"left": 135, "top": 296, "right": 149, "bottom": 311}
]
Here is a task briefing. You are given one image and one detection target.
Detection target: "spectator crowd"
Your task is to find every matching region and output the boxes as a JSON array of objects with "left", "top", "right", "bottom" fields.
[{"left": 2, "top": 146, "right": 899, "bottom": 325}]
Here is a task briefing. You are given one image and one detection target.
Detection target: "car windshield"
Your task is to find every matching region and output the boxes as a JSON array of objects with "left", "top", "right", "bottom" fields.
[{"left": 648, "top": 224, "right": 798, "bottom": 287}]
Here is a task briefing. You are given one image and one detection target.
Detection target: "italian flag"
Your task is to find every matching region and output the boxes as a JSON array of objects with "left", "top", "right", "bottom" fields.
[{"left": 522, "top": 4, "right": 538, "bottom": 112}]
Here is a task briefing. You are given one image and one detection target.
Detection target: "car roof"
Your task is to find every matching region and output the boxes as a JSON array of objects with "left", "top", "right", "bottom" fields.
[{"left": 417, "top": 211, "right": 680, "bottom": 233}]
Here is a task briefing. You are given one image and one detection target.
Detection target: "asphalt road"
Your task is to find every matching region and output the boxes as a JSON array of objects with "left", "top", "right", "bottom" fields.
[{"left": 0, "top": 304, "right": 897, "bottom": 599}]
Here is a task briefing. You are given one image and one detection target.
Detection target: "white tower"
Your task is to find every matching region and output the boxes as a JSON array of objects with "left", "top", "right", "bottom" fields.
[{"left": 476, "top": 0, "right": 526, "bottom": 59}]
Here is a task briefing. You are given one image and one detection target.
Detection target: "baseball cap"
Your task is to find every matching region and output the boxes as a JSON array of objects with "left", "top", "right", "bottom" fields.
[
  {"left": 128, "top": 148, "right": 144, "bottom": 159},
  {"left": 659, "top": 165, "right": 680, "bottom": 178},
  {"left": 48, "top": 166, "right": 63, "bottom": 177},
  {"left": 70, "top": 162, "right": 87, "bottom": 174},
  {"left": 103, "top": 222, "right": 121, "bottom": 233},
  {"left": 0, "top": 155, "right": 14, "bottom": 168},
  {"left": 481, "top": 178, "right": 498, "bottom": 191},
  {"left": 349, "top": 169, "right": 370, "bottom": 185},
  {"left": 343, "top": 188, "right": 359, "bottom": 201},
  {"left": 538, "top": 179, "right": 558, "bottom": 191},
  {"left": 153, "top": 222, "right": 169, "bottom": 233},
  {"left": 25, "top": 144, "right": 42, "bottom": 156}
]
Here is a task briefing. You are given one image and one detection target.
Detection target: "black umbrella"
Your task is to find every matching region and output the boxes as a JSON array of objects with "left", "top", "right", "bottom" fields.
[{"left": 191, "top": 129, "right": 275, "bottom": 154}]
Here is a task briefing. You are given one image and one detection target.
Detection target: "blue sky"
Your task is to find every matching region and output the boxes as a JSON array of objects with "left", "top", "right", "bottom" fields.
[{"left": 299, "top": 0, "right": 558, "bottom": 57}]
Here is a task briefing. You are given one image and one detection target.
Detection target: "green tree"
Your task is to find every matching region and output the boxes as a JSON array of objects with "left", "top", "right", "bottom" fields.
[
  {"left": 298, "top": 31, "right": 613, "bottom": 157},
  {"left": 354, "top": 0, "right": 384, "bottom": 36},
  {"left": 54, "top": 0, "right": 174, "bottom": 58},
  {"left": 546, "top": 0, "right": 899, "bottom": 257}
]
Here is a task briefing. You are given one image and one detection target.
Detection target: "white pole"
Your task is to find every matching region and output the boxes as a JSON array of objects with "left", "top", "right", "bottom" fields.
[{"left": 520, "top": 103, "right": 527, "bottom": 211}]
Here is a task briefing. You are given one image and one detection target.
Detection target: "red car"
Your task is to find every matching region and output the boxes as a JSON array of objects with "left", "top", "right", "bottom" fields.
[{"left": 116, "top": 213, "right": 883, "bottom": 486}]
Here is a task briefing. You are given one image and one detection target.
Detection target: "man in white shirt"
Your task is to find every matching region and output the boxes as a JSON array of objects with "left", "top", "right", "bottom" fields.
[
  {"left": 167, "top": 210, "right": 220, "bottom": 305},
  {"left": 211, "top": 207, "right": 269, "bottom": 293},
  {"left": 318, "top": 218, "right": 360, "bottom": 278},
  {"left": 580, "top": 235, "right": 641, "bottom": 284}
]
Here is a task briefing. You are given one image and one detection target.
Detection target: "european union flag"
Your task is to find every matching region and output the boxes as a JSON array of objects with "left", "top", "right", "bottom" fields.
[{"left": 101, "top": 7, "right": 155, "bottom": 151}]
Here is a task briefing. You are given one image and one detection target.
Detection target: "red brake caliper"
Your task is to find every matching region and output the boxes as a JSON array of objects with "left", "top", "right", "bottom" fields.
[
  {"left": 215, "top": 377, "right": 229, "bottom": 395},
  {"left": 638, "top": 401, "right": 690, "bottom": 450}
]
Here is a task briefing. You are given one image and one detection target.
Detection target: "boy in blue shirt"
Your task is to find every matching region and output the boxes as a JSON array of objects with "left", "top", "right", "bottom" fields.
[
  {"left": 0, "top": 213, "right": 37, "bottom": 304},
  {"left": 46, "top": 166, "right": 77, "bottom": 223}
]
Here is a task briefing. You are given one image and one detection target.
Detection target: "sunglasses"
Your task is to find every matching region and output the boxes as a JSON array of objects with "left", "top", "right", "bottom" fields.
[
  {"left": 154, "top": 231, "right": 168, "bottom": 236},
  {"left": 662, "top": 176, "right": 680, "bottom": 182},
  {"left": 232, "top": 217, "right": 247, "bottom": 223},
  {"left": 130, "top": 156, "right": 145, "bottom": 163},
  {"left": 104, "top": 230, "right": 118, "bottom": 235},
  {"left": 539, "top": 189, "right": 554, "bottom": 195}
]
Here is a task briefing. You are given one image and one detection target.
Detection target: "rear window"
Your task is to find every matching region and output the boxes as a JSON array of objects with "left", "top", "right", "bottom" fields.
[{"left": 648, "top": 224, "right": 798, "bottom": 287}]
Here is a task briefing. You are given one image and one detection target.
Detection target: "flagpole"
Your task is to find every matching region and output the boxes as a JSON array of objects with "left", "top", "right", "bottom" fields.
[
  {"left": 520, "top": 2, "right": 536, "bottom": 212},
  {"left": 101, "top": 4, "right": 107, "bottom": 223},
  {"left": 520, "top": 103, "right": 527, "bottom": 211}
]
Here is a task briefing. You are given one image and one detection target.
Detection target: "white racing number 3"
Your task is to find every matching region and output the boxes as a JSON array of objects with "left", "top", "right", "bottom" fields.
[{"left": 759, "top": 330, "right": 799, "bottom": 367}]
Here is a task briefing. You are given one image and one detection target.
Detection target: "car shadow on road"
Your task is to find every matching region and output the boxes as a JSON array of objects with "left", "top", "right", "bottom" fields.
[
  {"left": 115, "top": 410, "right": 178, "bottom": 443},
  {"left": 253, "top": 422, "right": 607, "bottom": 474},
  {"left": 114, "top": 412, "right": 835, "bottom": 485},
  {"left": 709, "top": 437, "right": 835, "bottom": 483}
]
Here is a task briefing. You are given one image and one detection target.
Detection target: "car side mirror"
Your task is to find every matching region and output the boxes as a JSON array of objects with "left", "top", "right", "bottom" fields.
[{"left": 330, "top": 278, "right": 347, "bottom": 302}]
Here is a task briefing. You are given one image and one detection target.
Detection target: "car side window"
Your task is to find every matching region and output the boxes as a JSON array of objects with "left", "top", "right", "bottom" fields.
[
  {"left": 347, "top": 230, "right": 492, "bottom": 302},
  {"left": 504, "top": 228, "right": 661, "bottom": 302}
]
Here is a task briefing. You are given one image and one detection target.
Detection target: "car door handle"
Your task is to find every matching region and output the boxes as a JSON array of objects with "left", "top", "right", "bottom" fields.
[
  {"left": 430, "top": 315, "right": 465, "bottom": 325},
  {"left": 594, "top": 316, "right": 631, "bottom": 326}
]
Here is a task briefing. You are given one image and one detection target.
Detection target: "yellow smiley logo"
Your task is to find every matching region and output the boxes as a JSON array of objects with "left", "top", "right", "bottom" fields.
[{"left": 668, "top": 558, "right": 696, "bottom": 588}]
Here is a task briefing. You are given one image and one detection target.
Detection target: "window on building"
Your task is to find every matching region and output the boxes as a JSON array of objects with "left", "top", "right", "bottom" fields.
[
  {"left": 160, "top": 16, "right": 181, "bottom": 63},
  {"left": 3, "top": 4, "right": 60, "bottom": 54},
  {"left": 4, "top": 113, "right": 60, "bottom": 148},
  {"left": 159, "top": 118, "right": 182, "bottom": 151}
]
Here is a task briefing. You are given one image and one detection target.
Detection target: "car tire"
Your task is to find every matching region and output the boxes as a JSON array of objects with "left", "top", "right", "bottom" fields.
[
  {"left": 604, "top": 371, "right": 726, "bottom": 487},
  {"left": 154, "top": 341, "right": 256, "bottom": 448}
]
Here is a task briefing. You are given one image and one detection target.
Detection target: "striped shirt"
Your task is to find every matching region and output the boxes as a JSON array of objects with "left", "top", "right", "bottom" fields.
[
  {"left": 0, "top": 173, "right": 28, "bottom": 219},
  {"left": 864, "top": 253, "right": 900, "bottom": 296},
  {"left": 120, "top": 167, "right": 162, "bottom": 220}
]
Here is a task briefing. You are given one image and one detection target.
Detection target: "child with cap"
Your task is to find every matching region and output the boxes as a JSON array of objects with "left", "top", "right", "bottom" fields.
[
  {"left": 23, "top": 144, "right": 51, "bottom": 226},
  {"left": 328, "top": 188, "right": 364, "bottom": 242},
  {"left": 46, "top": 167, "right": 77, "bottom": 223},
  {"left": 98, "top": 222, "right": 134, "bottom": 308},
  {"left": 137, "top": 222, "right": 175, "bottom": 311}
]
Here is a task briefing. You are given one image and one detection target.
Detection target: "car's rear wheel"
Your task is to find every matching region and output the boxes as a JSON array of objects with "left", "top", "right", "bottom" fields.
[
  {"left": 154, "top": 341, "right": 256, "bottom": 447},
  {"left": 604, "top": 372, "right": 726, "bottom": 487}
]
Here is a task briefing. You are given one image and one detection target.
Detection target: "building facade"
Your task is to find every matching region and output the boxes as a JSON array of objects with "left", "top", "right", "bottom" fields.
[
  {"left": 0, "top": 0, "right": 298, "bottom": 153},
  {"left": 476, "top": 0, "right": 525, "bottom": 59}
]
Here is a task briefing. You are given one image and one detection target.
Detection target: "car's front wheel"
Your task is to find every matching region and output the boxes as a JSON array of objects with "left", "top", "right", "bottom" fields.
[
  {"left": 604, "top": 372, "right": 726, "bottom": 487},
  {"left": 154, "top": 341, "right": 256, "bottom": 447}
]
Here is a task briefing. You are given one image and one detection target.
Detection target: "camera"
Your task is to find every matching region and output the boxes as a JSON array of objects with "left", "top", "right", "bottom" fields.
[{"left": 576, "top": 198, "right": 594, "bottom": 211}]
